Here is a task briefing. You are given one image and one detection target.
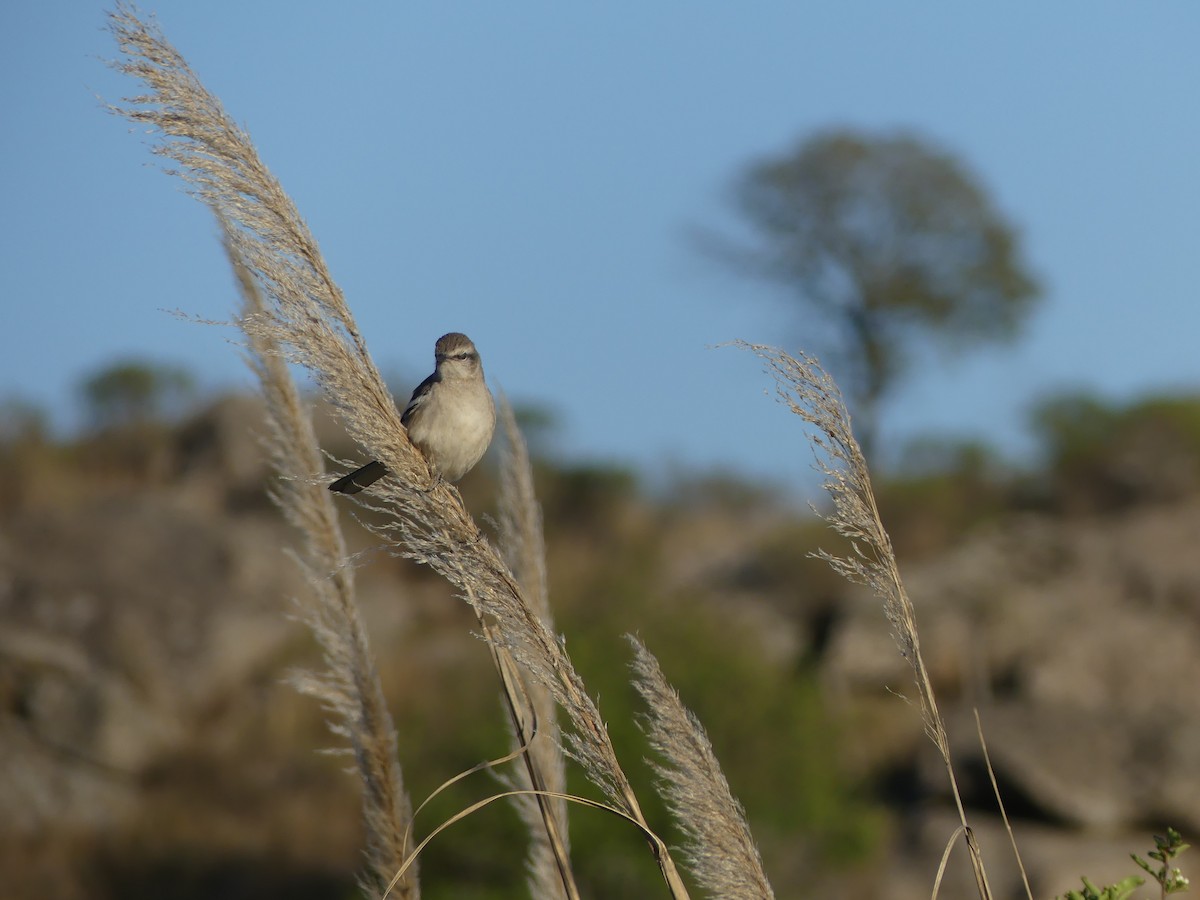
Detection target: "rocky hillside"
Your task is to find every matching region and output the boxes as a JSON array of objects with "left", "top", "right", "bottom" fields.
[{"left": 1, "top": 395, "right": 1196, "bottom": 899}]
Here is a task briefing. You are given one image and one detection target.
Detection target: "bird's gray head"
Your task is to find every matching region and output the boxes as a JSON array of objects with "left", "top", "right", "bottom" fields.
[{"left": 434, "top": 332, "right": 483, "bottom": 378}]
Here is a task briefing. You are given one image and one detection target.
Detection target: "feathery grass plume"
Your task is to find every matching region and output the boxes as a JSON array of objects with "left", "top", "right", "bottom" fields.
[
  {"left": 495, "top": 395, "right": 574, "bottom": 900},
  {"left": 736, "top": 340, "right": 994, "bottom": 900},
  {"left": 629, "top": 635, "right": 776, "bottom": 900},
  {"left": 108, "top": 6, "right": 690, "bottom": 895},
  {"left": 222, "top": 222, "right": 418, "bottom": 899}
]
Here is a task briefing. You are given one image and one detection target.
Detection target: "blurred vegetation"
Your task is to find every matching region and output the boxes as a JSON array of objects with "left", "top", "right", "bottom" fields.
[
  {"left": 0, "top": 395, "right": 52, "bottom": 508},
  {"left": 64, "top": 359, "right": 203, "bottom": 490},
  {"left": 875, "top": 437, "right": 1011, "bottom": 557},
  {"left": 4, "top": 366, "right": 1200, "bottom": 898},
  {"left": 80, "top": 359, "right": 197, "bottom": 430},
  {"left": 1030, "top": 390, "right": 1200, "bottom": 512}
]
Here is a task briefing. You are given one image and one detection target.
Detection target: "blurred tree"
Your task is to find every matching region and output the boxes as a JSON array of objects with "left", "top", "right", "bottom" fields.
[
  {"left": 882, "top": 436, "right": 1013, "bottom": 555},
  {"left": 510, "top": 401, "right": 559, "bottom": 456},
  {"left": 1031, "top": 390, "right": 1200, "bottom": 511},
  {"left": 0, "top": 396, "right": 48, "bottom": 447},
  {"left": 707, "top": 129, "right": 1040, "bottom": 460},
  {"left": 80, "top": 359, "right": 196, "bottom": 429},
  {"left": 1030, "top": 391, "right": 1120, "bottom": 468}
]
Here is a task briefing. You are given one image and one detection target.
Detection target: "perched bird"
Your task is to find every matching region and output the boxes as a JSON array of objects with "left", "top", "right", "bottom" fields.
[{"left": 329, "top": 332, "right": 496, "bottom": 494}]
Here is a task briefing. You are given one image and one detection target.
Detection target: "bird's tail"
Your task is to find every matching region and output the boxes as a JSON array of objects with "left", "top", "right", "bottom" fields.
[{"left": 329, "top": 460, "right": 389, "bottom": 494}]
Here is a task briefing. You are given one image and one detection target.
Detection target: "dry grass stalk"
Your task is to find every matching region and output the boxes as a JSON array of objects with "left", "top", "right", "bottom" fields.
[
  {"left": 494, "top": 396, "right": 575, "bottom": 900},
  {"left": 975, "top": 710, "right": 1034, "bottom": 900},
  {"left": 222, "top": 223, "right": 418, "bottom": 899},
  {"left": 108, "top": 5, "right": 689, "bottom": 895},
  {"left": 737, "top": 340, "right": 993, "bottom": 900},
  {"left": 358, "top": 474, "right": 691, "bottom": 895},
  {"left": 629, "top": 636, "right": 776, "bottom": 900}
]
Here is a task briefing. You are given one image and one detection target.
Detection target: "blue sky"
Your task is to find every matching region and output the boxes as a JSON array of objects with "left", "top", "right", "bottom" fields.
[{"left": 2, "top": 3, "right": 1198, "bottom": 489}]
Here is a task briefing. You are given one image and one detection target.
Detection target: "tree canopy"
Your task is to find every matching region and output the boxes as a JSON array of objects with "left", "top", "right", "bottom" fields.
[{"left": 713, "top": 128, "right": 1040, "bottom": 460}]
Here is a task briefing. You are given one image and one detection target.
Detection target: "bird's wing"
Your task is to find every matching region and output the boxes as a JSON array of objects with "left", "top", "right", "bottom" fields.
[{"left": 401, "top": 372, "right": 438, "bottom": 427}]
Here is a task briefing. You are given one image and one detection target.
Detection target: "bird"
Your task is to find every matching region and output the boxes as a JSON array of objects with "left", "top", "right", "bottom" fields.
[{"left": 329, "top": 332, "right": 496, "bottom": 494}]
